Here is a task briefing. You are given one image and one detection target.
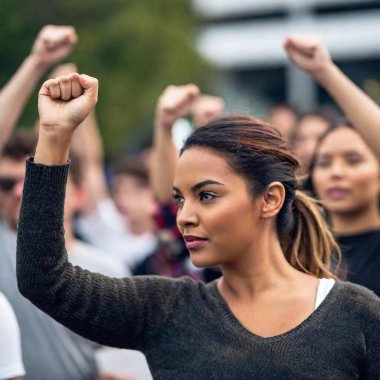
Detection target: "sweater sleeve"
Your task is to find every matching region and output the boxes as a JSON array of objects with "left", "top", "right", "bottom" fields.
[
  {"left": 363, "top": 290, "right": 380, "bottom": 378},
  {"left": 16, "top": 159, "right": 187, "bottom": 350}
]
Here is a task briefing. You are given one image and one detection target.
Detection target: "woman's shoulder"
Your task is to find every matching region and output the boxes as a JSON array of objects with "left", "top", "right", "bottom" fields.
[
  {"left": 127, "top": 275, "right": 205, "bottom": 298},
  {"left": 333, "top": 281, "right": 380, "bottom": 320}
]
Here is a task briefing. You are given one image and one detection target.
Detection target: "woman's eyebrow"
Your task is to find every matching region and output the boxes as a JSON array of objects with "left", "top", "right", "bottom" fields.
[
  {"left": 173, "top": 180, "right": 225, "bottom": 195},
  {"left": 191, "top": 180, "right": 225, "bottom": 192}
]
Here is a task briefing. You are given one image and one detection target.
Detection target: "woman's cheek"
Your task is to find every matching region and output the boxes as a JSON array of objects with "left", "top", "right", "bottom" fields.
[{"left": 351, "top": 166, "right": 379, "bottom": 193}]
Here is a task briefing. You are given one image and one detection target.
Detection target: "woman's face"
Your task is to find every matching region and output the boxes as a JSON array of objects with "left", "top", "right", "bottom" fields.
[
  {"left": 173, "top": 147, "right": 262, "bottom": 268},
  {"left": 312, "top": 127, "right": 380, "bottom": 214},
  {"left": 293, "top": 115, "right": 329, "bottom": 174}
]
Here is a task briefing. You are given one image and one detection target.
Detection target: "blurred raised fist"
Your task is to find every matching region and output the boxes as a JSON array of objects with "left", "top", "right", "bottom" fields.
[
  {"left": 191, "top": 94, "right": 225, "bottom": 127},
  {"left": 284, "top": 35, "right": 332, "bottom": 76},
  {"left": 31, "top": 25, "right": 77, "bottom": 69},
  {"left": 156, "top": 84, "right": 200, "bottom": 130},
  {"left": 38, "top": 73, "right": 98, "bottom": 136}
]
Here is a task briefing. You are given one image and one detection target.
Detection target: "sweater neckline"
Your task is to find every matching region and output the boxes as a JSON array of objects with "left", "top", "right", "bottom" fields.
[{"left": 209, "top": 279, "right": 339, "bottom": 342}]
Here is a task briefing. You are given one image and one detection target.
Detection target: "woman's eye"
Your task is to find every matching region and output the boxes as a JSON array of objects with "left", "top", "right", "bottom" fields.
[
  {"left": 315, "top": 160, "right": 331, "bottom": 168},
  {"left": 172, "top": 194, "right": 184, "bottom": 206},
  {"left": 199, "top": 192, "right": 216, "bottom": 201},
  {"left": 346, "top": 156, "right": 362, "bottom": 165}
]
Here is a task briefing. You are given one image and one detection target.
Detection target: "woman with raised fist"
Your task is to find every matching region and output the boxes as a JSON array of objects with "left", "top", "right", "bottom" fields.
[{"left": 17, "top": 73, "right": 380, "bottom": 378}]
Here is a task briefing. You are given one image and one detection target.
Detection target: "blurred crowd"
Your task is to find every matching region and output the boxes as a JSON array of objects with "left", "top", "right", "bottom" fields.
[{"left": 0, "top": 25, "right": 379, "bottom": 380}]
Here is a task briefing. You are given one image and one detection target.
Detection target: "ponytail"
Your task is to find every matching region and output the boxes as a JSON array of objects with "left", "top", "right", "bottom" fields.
[{"left": 282, "top": 190, "right": 341, "bottom": 279}]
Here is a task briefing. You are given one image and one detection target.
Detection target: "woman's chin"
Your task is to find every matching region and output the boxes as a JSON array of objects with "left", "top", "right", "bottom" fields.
[{"left": 189, "top": 252, "right": 219, "bottom": 268}]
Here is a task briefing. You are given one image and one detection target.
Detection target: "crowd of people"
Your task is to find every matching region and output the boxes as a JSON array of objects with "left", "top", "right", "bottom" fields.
[{"left": 0, "top": 26, "right": 379, "bottom": 379}]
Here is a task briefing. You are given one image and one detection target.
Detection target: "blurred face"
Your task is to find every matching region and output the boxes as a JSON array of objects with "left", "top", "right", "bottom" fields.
[
  {"left": 312, "top": 127, "right": 380, "bottom": 214},
  {"left": 268, "top": 107, "right": 297, "bottom": 139},
  {"left": 294, "top": 116, "right": 329, "bottom": 174},
  {"left": 112, "top": 174, "right": 157, "bottom": 234},
  {"left": 173, "top": 147, "right": 262, "bottom": 268},
  {"left": 0, "top": 158, "right": 26, "bottom": 231}
]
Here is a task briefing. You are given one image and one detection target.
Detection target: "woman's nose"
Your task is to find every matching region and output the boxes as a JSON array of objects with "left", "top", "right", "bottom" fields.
[
  {"left": 176, "top": 201, "right": 199, "bottom": 230},
  {"left": 329, "top": 161, "right": 346, "bottom": 178}
]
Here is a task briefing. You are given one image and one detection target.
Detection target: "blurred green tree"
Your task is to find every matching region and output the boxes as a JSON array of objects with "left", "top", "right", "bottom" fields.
[{"left": 0, "top": 0, "right": 208, "bottom": 156}]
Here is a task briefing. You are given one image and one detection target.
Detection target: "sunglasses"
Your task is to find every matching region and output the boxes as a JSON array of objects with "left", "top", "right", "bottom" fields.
[{"left": 0, "top": 177, "right": 24, "bottom": 192}]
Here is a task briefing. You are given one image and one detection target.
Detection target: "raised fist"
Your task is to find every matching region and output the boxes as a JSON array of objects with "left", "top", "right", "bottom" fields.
[
  {"left": 284, "top": 35, "right": 332, "bottom": 76},
  {"left": 31, "top": 25, "right": 77, "bottom": 69},
  {"left": 38, "top": 73, "right": 98, "bottom": 136},
  {"left": 191, "top": 95, "right": 225, "bottom": 127},
  {"left": 156, "top": 84, "right": 200, "bottom": 130}
]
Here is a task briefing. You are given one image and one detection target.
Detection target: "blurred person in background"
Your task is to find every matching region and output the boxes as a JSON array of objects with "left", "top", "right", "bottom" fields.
[
  {"left": 267, "top": 103, "right": 299, "bottom": 140},
  {"left": 285, "top": 34, "right": 380, "bottom": 297},
  {"left": 111, "top": 156, "right": 157, "bottom": 238},
  {"left": 64, "top": 149, "right": 129, "bottom": 277},
  {"left": 309, "top": 123, "right": 380, "bottom": 296},
  {"left": 291, "top": 111, "right": 331, "bottom": 176},
  {"left": 0, "top": 291, "right": 25, "bottom": 380}
]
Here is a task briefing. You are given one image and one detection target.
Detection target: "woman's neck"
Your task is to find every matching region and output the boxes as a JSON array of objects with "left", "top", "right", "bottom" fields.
[
  {"left": 331, "top": 202, "right": 380, "bottom": 236},
  {"left": 218, "top": 233, "right": 311, "bottom": 301}
]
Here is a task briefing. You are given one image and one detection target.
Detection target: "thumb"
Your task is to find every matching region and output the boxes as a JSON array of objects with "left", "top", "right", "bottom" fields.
[{"left": 79, "top": 74, "right": 99, "bottom": 103}]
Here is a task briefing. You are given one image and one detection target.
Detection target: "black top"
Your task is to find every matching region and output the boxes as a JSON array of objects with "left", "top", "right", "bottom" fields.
[
  {"left": 337, "top": 230, "right": 380, "bottom": 297},
  {"left": 16, "top": 160, "right": 380, "bottom": 379}
]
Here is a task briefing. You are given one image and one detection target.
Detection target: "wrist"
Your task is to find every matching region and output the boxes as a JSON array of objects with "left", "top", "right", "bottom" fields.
[
  {"left": 34, "top": 129, "right": 73, "bottom": 165},
  {"left": 25, "top": 54, "right": 50, "bottom": 76},
  {"left": 154, "top": 115, "right": 174, "bottom": 137},
  {"left": 311, "top": 61, "right": 338, "bottom": 86}
]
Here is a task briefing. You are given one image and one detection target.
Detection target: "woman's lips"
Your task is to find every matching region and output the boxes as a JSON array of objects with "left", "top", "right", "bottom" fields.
[
  {"left": 326, "top": 187, "right": 349, "bottom": 200},
  {"left": 184, "top": 236, "right": 208, "bottom": 250}
]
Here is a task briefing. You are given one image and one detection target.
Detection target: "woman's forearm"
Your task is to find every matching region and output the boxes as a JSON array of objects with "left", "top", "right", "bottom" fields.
[{"left": 314, "top": 63, "right": 380, "bottom": 157}]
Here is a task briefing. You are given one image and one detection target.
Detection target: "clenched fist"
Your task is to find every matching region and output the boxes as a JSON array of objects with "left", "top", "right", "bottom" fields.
[
  {"left": 35, "top": 73, "right": 98, "bottom": 164},
  {"left": 31, "top": 25, "right": 77, "bottom": 69},
  {"left": 284, "top": 35, "right": 332, "bottom": 78},
  {"left": 191, "top": 95, "right": 225, "bottom": 128},
  {"left": 38, "top": 73, "right": 98, "bottom": 135},
  {"left": 155, "top": 84, "right": 200, "bottom": 130}
]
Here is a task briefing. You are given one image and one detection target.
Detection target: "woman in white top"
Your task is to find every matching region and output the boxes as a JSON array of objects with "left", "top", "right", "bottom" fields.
[{"left": 0, "top": 292, "right": 25, "bottom": 380}]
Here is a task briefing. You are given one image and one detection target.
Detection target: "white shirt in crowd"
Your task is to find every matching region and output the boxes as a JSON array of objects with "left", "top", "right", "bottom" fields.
[
  {"left": 0, "top": 291, "right": 25, "bottom": 380},
  {"left": 77, "top": 198, "right": 158, "bottom": 271}
]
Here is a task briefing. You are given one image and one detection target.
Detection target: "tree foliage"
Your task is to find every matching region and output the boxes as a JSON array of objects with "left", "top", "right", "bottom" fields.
[{"left": 0, "top": 0, "right": 208, "bottom": 156}]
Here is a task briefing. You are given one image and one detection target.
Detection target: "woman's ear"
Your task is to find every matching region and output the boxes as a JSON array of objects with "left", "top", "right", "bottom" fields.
[{"left": 261, "top": 182, "right": 286, "bottom": 219}]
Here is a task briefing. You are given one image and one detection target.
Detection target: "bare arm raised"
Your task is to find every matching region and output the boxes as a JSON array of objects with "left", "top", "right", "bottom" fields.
[
  {"left": 0, "top": 25, "right": 77, "bottom": 153},
  {"left": 150, "top": 84, "right": 199, "bottom": 204},
  {"left": 284, "top": 35, "right": 380, "bottom": 157},
  {"left": 17, "top": 74, "right": 183, "bottom": 350}
]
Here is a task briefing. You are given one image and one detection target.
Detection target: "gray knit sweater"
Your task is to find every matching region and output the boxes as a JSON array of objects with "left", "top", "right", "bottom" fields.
[{"left": 17, "top": 160, "right": 380, "bottom": 379}]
